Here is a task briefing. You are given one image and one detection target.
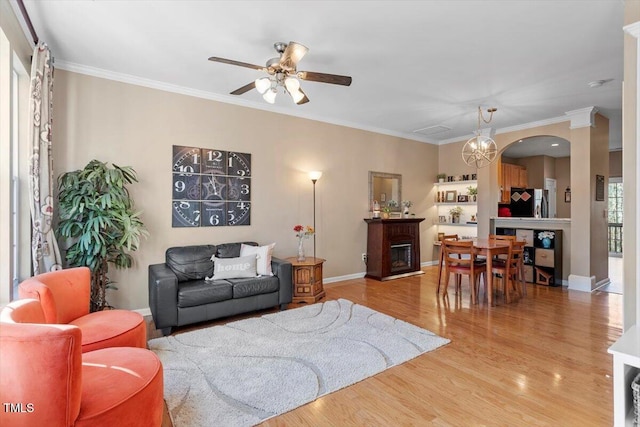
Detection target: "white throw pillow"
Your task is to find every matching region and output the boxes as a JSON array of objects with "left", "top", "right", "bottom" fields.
[
  {"left": 206, "top": 255, "right": 257, "bottom": 280},
  {"left": 240, "top": 243, "right": 276, "bottom": 276}
]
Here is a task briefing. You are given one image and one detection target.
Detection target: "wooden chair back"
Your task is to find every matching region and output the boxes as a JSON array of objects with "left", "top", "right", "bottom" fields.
[
  {"left": 489, "top": 234, "right": 516, "bottom": 241},
  {"left": 442, "top": 240, "right": 475, "bottom": 270}
]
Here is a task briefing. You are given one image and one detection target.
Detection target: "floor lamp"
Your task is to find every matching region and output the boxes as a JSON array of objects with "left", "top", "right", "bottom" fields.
[{"left": 309, "top": 171, "right": 322, "bottom": 261}]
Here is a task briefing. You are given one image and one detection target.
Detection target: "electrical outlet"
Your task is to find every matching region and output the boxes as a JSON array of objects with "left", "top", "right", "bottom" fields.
[{"left": 362, "top": 253, "right": 367, "bottom": 262}]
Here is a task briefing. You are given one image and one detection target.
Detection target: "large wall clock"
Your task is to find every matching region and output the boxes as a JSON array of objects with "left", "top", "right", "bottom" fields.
[{"left": 172, "top": 145, "right": 251, "bottom": 227}]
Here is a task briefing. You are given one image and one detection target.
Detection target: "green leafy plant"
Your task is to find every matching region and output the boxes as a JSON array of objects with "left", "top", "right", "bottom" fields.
[
  {"left": 382, "top": 200, "right": 398, "bottom": 213},
  {"left": 467, "top": 186, "right": 478, "bottom": 195},
  {"left": 57, "top": 160, "right": 148, "bottom": 311},
  {"left": 449, "top": 206, "right": 463, "bottom": 217},
  {"left": 436, "top": 173, "right": 447, "bottom": 180}
]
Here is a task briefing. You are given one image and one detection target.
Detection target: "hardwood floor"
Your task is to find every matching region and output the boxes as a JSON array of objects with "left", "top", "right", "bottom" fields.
[{"left": 151, "top": 266, "right": 622, "bottom": 426}]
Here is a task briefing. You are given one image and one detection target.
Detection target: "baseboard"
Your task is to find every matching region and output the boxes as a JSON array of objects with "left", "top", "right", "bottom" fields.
[
  {"left": 568, "top": 274, "right": 596, "bottom": 292},
  {"left": 324, "top": 272, "right": 366, "bottom": 284},
  {"left": 135, "top": 307, "right": 152, "bottom": 317},
  {"left": 421, "top": 261, "right": 438, "bottom": 267},
  {"left": 592, "top": 278, "right": 612, "bottom": 292}
]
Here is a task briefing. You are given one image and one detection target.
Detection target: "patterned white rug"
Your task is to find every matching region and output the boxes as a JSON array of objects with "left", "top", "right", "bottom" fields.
[{"left": 148, "top": 298, "right": 450, "bottom": 426}]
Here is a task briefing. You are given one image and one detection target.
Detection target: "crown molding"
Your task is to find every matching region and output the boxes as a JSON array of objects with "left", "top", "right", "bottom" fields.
[
  {"left": 438, "top": 114, "right": 570, "bottom": 145},
  {"left": 565, "top": 106, "right": 597, "bottom": 129},
  {"left": 54, "top": 60, "right": 439, "bottom": 146},
  {"left": 624, "top": 21, "right": 640, "bottom": 39}
]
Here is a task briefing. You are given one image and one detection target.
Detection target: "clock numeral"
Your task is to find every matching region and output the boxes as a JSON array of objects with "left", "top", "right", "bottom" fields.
[
  {"left": 177, "top": 165, "right": 194, "bottom": 174},
  {"left": 236, "top": 169, "right": 246, "bottom": 176},
  {"left": 174, "top": 180, "right": 185, "bottom": 193},
  {"left": 192, "top": 153, "right": 200, "bottom": 165},
  {"left": 179, "top": 201, "right": 190, "bottom": 209},
  {"left": 208, "top": 150, "right": 223, "bottom": 162},
  {"left": 240, "top": 184, "right": 249, "bottom": 195}
]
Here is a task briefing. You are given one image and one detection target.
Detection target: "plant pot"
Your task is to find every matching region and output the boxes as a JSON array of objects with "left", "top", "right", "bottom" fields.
[
  {"left": 451, "top": 215, "right": 460, "bottom": 224},
  {"left": 438, "top": 178, "right": 444, "bottom": 183},
  {"left": 381, "top": 212, "right": 390, "bottom": 219},
  {"left": 542, "top": 237, "right": 552, "bottom": 248}
]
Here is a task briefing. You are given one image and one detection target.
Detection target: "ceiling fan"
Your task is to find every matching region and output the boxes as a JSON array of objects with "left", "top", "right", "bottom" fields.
[{"left": 208, "top": 41, "right": 352, "bottom": 105}]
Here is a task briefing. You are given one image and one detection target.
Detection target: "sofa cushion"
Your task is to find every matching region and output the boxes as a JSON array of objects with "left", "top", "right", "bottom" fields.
[
  {"left": 209, "top": 255, "right": 258, "bottom": 280},
  {"left": 216, "top": 242, "right": 257, "bottom": 258},
  {"left": 166, "top": 245, "right": 217, "bottom": 282},
  {"left": 177, "top": 280, "right": 232, "bottom": 308},
  {"left": 230, "top": 276, "right": 280, "bottom": 299},
  {"left": 240, "top": 243, "right": 276, "bottom": 276}
]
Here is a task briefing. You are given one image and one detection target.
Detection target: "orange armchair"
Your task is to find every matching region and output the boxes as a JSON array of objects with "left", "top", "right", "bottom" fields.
[
  {"left": 0, "top": 299, "right": 164, "bottom": 427},
  {"left": 18, "top": 267, "right": 146, "bottom": 352}
]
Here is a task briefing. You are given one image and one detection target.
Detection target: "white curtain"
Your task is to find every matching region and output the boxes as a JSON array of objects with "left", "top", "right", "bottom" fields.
[{"left": 28, "top": 42, "right": 62, "bottom": 274}]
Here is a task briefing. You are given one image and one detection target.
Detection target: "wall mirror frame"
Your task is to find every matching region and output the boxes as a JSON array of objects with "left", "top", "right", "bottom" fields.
[{"left": 369, "top": 171, "right": 402, "bottom": 212}]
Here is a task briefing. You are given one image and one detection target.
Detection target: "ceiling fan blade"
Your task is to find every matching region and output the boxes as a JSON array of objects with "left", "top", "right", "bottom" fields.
[
  {"left": 279, "top": 42, "right": 309, "bottom": 70},
  {"left": 296, "top": 87, "right": 310, "bottom": 105},
  {"left": 208, "top": 57, "right": 264, "bottom": 71},
  {"left": 297, "top": 71, "right": 352, "bottom": 86},
  {"left": 230, "top": 82, "right": 256, "bottom": 95}
]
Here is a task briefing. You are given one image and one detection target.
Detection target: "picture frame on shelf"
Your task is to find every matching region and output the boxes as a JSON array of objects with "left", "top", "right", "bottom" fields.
[
  {"left": 438, "top": 215, "right": 447, "bottom": 223},
  {"left": 457, "top": 195, "right": 469, "bottom": 203},
  {"left": 564, "top": 191, "right": 571, "bottom": 203},
  {"left": 445, "top": 190, "right": 457, "bottom": 202}
]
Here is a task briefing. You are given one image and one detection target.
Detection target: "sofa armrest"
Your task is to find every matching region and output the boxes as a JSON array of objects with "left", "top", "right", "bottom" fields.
[
  {"left": 148, "top": 264, "right": 179, "bottom": 330},
  {"left": 271, "top": 257, "right": 292, "bottom": 305}
]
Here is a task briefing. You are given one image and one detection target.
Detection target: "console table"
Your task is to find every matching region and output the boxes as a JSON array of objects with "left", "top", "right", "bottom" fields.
[
  {"left": 285, "top": 257, "right": 326, "bottom": 304},
  {"left": 364, "top": 218, "right": 425, "bottom": 280}
]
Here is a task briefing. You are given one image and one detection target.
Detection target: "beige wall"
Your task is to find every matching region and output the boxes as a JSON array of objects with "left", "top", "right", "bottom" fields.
[
  {"left": 52, "top": 70, "right": 438, "bottom": 310},
  {"left": 589, "top": 113, "right": 610, "bottom": 283},
  {"left": 555, "top": 157, "right": 571, "bottom": 218},
  {"left": 609, "top": 150, "right": 622, "bottom": 178}
]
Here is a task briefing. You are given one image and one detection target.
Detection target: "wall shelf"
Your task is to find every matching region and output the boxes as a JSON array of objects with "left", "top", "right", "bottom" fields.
[{"left": 434, "top": 180, "right": 477, "bottom": 186}]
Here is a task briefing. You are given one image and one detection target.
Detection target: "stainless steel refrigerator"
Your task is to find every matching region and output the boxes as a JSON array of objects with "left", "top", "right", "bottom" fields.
[{"left": 510, "top": 188, "right": 548, "bottom": 218}]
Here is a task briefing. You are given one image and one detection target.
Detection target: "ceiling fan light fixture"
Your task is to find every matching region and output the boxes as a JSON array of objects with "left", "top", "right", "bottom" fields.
[
  {"left": 284, "top": 76, "right": 300, "bottom": 92},
  {"left": 291, "top": 89, "right": 305, "bottom": 104},
  {"left": 255, "top": 77, "right": 271, "bottom": 94},
  {"left": 263, "top": 88, "right": 277, "bottom": 104}
]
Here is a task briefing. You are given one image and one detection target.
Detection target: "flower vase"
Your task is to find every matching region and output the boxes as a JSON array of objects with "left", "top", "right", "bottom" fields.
[
  {"left": 542, "top": 237, "right": 551, "bottom": 248},
  {"left": 297, "top": 238, "right": 306, "bottom": 261},
  {"left": 403, "top": 207, "right": 410, "bottom": 218}
]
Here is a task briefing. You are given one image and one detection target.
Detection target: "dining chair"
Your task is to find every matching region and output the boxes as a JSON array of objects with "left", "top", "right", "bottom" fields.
[
  {"left": 441, "top": 239, "right": 486, "bottom": 304},
  {"left": 488, "top": 234, "right": 516, "bottom": 262},
  {"left": 490, "top": 240, "right": 526, "bottom": 303},
  {"left": 436, "top": 234, "right": 459, "bottom": 294}
]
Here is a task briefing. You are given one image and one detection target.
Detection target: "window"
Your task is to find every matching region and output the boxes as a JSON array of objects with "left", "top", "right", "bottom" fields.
[{"left": 608, "top": 179, "right": 623, "bottom": 255}]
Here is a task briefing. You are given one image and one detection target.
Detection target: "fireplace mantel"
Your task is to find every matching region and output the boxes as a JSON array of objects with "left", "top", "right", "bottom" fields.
[{"left": 364, "top": 218, "right": 425, "bottom": 281}]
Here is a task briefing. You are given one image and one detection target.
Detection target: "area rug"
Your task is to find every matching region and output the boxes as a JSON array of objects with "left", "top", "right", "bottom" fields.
[{"left": 148, "top": 298, "right": 450, "bottom": 426}]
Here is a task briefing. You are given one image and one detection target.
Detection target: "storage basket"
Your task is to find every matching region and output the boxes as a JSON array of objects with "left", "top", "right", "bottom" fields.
[{"left": 632, "top": 372, "right": 640, "bottom": 425}]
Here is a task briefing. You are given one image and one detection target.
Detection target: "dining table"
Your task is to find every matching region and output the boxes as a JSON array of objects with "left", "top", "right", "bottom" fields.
[{"left": 465, "top": 238, "right": 512, "bottom": 306}]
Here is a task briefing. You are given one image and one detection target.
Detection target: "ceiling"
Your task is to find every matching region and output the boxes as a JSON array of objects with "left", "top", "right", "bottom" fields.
[{"left": 12, "top": 1, "right": 624, "bottom": 151}]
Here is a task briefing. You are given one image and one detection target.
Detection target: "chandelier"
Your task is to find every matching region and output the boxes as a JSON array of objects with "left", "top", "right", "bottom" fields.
[
  {"left": 254, "top": 73, "right": 307, "bottom": 105},
  {"left": 462, "top": 106, "right": 498, "bottom": 168}
]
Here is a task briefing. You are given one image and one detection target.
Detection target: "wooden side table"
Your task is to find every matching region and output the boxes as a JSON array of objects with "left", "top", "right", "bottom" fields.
[{"left": 285, "top": 257, "right": 326, "bottom": 304}]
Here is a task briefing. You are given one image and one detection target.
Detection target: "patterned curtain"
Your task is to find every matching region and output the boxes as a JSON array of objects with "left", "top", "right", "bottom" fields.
[{"left": 28, "top": 42, "right": 62, "bottom": 274}]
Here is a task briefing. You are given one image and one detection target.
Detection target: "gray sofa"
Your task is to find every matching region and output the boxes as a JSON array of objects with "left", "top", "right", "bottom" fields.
[{"left": 148, "top": 242, "right": 292, "bottom": 336}]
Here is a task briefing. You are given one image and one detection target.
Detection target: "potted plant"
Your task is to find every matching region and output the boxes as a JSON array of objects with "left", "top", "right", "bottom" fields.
[
  {"left": 57, "top": 160, "right": 148, "bottom": 311},
  {"left": 467, "top": 186, "right": 478, "bottom": 202},
  {"left": 381, "top": 200, "right": 398, "bottom": 219},
  {"left": 401, "top": 200, "right": 412, "bottom": 217},
  {"left": 437, "top": 173, "right": 447, "bottom": 183},
  {"left": 449, "top": 206, "right": 463, "bottom": 223}
]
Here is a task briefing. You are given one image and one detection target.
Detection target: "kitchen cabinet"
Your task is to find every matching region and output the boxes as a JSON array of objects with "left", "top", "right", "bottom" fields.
[{"left": 499, "top": 162, "right": 528, "bottom": 203}]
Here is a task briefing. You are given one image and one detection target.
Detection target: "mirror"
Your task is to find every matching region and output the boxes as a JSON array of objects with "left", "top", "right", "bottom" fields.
[{"left": 369, "top": 171, "right": 402, "bottom": 211}]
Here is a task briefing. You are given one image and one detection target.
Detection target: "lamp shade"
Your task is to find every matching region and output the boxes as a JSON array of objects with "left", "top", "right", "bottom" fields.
[
  {"left": 284, "top": 77, "right": 300, "bottom": 92},
  {"left": 263, "top": 88, "right": 277, "bottom": 104},
  {"left": 309, "top": 171, "right": 323, "bottom": 181},
  {"left": 255, "top": 77, "right": 271, "bottom": 94}
]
